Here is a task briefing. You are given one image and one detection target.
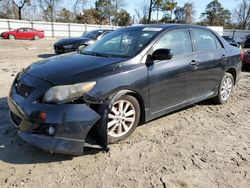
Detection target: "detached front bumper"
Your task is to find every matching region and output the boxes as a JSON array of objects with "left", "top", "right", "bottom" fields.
[{"left": 8, "top": 73, "right": 106, "bottom": 155}]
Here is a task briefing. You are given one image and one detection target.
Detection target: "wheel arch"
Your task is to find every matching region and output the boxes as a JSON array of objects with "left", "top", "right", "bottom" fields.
[
  {"left": 109, "top": 89, "right": 146, "bottom": 124},
  {"left": 8, "top": 33, "right": 15, "bottom": 38},
  {"left": 225, "top": 67, "right": 237, "bottom": 85}
]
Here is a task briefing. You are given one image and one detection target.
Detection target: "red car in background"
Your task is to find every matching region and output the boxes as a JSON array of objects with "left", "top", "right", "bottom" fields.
[{"left": 0, "top": 28, "right": 44, "bottom": 40}]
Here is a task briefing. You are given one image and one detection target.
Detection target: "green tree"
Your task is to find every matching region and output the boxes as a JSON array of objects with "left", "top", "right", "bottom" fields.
[
  {"left": 147, "top": 0, "right": 163, "bottom": 23},
  {"left": 200, "top": 0, "right": 231, "bottom": 26},
  {"left": 76, "top": 8, "right": 101, "bottom": 24},
  {"left": 95, "top": 0, "right": 114, "bottom": 25},
  {"left": 113, "top": 9, "right": 131, "bottom": 26},
  {"left": 12, "top": 0, "right": 30, "bottom": 20},
  {"left": 56, "top": 8, "right": 73, "bottom": 22},
  {"left": 39, "top": 0, "right": 62, "bottom": 22},
  {"left": 161, "top": 0, "right": 177, "bottom": 20},
  {"left": 174, "top": 3, "right": 195, "bottom": 24},
  {"left": 234, "top": 0, "right": 250, "bottom": 29},
  {"left": 174, "top": 6, "right": 185, "bottom": 23}
]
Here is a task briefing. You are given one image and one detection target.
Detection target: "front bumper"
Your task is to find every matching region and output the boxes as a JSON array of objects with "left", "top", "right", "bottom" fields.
[
  {"left": 18, "top": 131, "right": 86, "bottom": 155},
  {"left": 8, "top": 73, "right": 106, "bottom": 155},
  {"left": 54, "top": 45, "right": 77, "bottom": 54}
]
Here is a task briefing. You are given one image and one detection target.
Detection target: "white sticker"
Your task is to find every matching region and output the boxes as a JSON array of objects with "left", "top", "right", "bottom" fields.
[{"left": 142, "top": 27, "right": 162, "bottom": 32}]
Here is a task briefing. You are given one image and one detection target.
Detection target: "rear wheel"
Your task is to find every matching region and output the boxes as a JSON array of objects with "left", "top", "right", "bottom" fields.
[
  {"left": 107, "top": 95, "right": 140, "bottom": 144},
  {"left": 213, "top": 72, "right": 234, "bottom": 104},
  {"left": 8, "top": 34, "right": 15, "bottom": 40},
  {"left": 34, "top": 35, "right": 40, "bottom": 40}
]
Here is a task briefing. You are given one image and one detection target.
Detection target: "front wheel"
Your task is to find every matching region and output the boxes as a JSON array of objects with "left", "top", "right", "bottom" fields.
[
  {"left": 107, "top": 95, "right": 140, "bottom": 144},
  {"left": 213, "top": 72, "right": 234, "bottom": 104},
  {"left": 8, "top": 34, "right": 15, "bottom": 40}
]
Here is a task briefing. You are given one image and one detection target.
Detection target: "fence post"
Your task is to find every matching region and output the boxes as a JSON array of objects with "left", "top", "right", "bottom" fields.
[
  {"left": 7, "top": 20, "right": 11, "bottom": 31},
  {"left": 85, "top": 23, "right": 87, "bottom": 33},
  {"left": 51, "top": 22, "right": 54, "bottom": 38},
  {"left": 68, "top": 23, "right": 70, "bottom": 37},
  {"left": 31, "top": 21, "right": 34, "bottom": 29}
]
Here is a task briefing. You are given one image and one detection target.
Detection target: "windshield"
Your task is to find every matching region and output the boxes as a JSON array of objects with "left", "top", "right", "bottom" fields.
[
  {"left": 82, "top": 30, "right": 98, "bottom": 39},
  {"left": 223, "top": 36, "right": 233, "bottom": 42},
  {"left": 81, "top": 28, "right": 161, "bottom": 58}
]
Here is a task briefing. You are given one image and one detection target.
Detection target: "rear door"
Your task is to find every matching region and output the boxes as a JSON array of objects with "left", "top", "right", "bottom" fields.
[
  {"left": 188, "top": 28, "right": 225, "bottom": 98},
  {"left": 26, "top": 28, "right": 35, "bottom": 39}
]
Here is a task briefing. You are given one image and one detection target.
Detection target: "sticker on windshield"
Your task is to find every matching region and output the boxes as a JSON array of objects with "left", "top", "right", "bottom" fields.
[{"left": 143, "top": 27, "right": 162, "bottom": 31}]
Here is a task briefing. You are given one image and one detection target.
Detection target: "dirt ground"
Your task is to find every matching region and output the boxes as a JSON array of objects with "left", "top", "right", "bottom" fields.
[{"left": 0, "top": 39, "right": 250, "bottom": 188}]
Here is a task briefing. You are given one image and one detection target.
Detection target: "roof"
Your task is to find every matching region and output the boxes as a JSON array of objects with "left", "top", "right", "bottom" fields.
[{"left": 130, "top": 24, "right": 207, "bottom": 30}]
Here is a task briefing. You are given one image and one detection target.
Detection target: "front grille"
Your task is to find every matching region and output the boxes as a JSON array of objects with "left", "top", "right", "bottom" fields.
[
  {"left": 54, "top": 45, "right": 63, "bottom": 50},
  {"left": 15, "top": 82, "right": 34, "bottom": 98},
  {"left": 10, "top": 111, "right": 22, "bottom": 126}
]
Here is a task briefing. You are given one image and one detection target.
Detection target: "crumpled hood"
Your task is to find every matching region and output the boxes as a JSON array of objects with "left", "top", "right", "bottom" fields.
[
  {"left": 55, "top": 37, "right": 91, "bottom": 46},
  {"left": 25, "top": 53, "right": 125, "bottom": 85}
]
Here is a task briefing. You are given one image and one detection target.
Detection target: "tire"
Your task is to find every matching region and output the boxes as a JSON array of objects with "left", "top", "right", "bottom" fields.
[
  {"left": 8, "top": 34, "right": 15, "bottom": 40},
  {"left": 107, "top": 95, "right": 140, "bottom": 144},
  {"left": 34, "top": 35, "right": 40, "bottom": 40},
  {"left": 213, "top": 72, "right": 234, "bottom": 104}
]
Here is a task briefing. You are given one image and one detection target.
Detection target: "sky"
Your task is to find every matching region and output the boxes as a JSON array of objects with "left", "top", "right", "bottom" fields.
[{"left": 85, "top": 0, "right": 240, "bottom": 22}]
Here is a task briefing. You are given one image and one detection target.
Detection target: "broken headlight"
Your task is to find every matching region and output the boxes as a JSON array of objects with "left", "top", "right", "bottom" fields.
[{"left": 43, "top": 82, "right": 96, "bottom": 104}]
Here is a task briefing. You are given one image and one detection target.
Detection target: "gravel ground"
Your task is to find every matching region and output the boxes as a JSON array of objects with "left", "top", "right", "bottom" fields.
[{"left": 0, "top": 39, "right": 250, "bottom": 188}]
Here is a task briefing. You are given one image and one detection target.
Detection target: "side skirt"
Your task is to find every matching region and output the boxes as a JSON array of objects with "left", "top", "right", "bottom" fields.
[{"left": 145, "top": 90, "right": 217, "bottom": 122}]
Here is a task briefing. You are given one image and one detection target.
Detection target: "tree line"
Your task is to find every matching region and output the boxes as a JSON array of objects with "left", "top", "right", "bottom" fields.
[{"left": 0, "top": 0, "right": 249, "bottom": 29}]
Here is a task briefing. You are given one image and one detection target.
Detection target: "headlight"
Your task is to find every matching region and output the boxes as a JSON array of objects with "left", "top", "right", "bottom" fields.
[
  {"left": 43, "top": 82, "right": 96, "bottom": 104},
  {"left": 63, "top": 44, "right": 74, "bottom": 49},
  {"left": 86, "top": 40, "right": 95, "bottom": 45}
]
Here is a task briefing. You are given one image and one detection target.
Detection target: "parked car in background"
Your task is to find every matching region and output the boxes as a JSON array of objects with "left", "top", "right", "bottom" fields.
[
  {"left": 0, "top": 28, "right": 44, "bottom": 40},
  {"left": 243, "top": 38, "right": 250, "bottom": 48},
  {"left": 54, "top": 29, "right": 113, "bottom": 54},
  {"left": 241, "top": 50, "right": 250, "bottom": 67},
  {"left": 222, "top": 36, "right": 244, "bottom": 48},
  {"left": 8, "top": 24, "right": 241, "bottom": 155}
]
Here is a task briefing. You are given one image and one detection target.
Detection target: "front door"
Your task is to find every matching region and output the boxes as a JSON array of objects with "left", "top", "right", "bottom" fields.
[{"left": 147, "top": 29, "right": 198, "bottom": 113}]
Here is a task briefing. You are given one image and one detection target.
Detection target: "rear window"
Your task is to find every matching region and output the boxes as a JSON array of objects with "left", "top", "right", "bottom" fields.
[{"left": 193, "top": 29, "right": 222, "bottom": 51}]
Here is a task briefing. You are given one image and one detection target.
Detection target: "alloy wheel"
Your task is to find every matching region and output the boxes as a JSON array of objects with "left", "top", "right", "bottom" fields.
[
  {"left": 108, "top": 99, "right": 136, "bottom": 138},
  {"left": 220, "top": 76, "right": 233, "bottom": 101}
]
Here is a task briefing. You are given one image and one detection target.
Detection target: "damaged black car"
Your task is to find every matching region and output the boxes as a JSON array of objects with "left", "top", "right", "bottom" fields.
[{"left": 8, "top": 24, "right": 241, "bottom": 155}]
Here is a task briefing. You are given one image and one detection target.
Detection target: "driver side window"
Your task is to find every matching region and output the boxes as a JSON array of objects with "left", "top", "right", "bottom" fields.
[{"left": 153, "top": 29, "right": 192, "bottom": 57}]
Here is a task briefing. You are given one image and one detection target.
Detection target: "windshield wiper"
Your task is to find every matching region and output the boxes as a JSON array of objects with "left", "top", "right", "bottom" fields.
[{"left": 81, "top": 51, "right": 128, "bottom": 58}]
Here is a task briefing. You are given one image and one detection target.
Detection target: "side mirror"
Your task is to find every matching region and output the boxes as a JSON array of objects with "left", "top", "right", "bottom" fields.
[
  {"left": 151, "top": 49, "right": 173, "bottom": 61},
  {"left": 77, "top": 45, "right": 86, "bottom": 53},
  {"left": 97, "top": 36, "right": 101, "bottom": 40}
]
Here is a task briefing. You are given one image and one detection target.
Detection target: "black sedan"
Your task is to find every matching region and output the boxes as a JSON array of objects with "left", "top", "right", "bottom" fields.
[
  {"left": 54, "top": 29, "right": 113, "bottom": 54},
  {"left": 222, "top": 36, "right": 240, "bottom": 48},
  {"left": 244, "top": 38, "right": 250, "bottom": 48},
  {"left": 8, "top": 24, "right": 241, "bottom": 155}
]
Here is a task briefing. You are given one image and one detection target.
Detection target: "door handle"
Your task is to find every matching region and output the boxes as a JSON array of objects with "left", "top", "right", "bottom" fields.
[{"left": 190, "top": 60, "right": 199, "bottom": 66}]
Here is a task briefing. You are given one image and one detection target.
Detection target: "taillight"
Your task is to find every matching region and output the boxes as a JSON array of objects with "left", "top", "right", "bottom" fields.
[{"left": 240, "top": 53, "right": 244, "bottom": 60}]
